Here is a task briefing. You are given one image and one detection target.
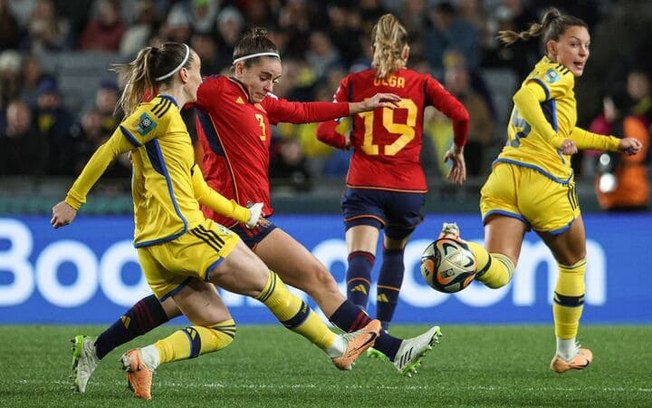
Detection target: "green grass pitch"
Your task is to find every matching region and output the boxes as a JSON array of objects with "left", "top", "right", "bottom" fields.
[{"left": 0, "top": 324, "right": 650, "bottom": 407}]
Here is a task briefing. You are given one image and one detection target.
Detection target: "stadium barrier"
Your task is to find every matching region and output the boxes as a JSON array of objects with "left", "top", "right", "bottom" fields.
[{"left": 1, "top": 213, "right": 651, "bottom": 324}]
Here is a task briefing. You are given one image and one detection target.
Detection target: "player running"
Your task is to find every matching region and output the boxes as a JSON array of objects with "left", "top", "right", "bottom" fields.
[
  {"left": 316, "top": 13, "right": 469, "bottom": 332},
  {"left": 439, "top": 8, "right": 641, "bottom": 373}
]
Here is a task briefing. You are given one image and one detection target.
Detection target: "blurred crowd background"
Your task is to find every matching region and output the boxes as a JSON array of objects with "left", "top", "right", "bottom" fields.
[{"left": 0, "top": 0, "right": 650, "bottom": 213}]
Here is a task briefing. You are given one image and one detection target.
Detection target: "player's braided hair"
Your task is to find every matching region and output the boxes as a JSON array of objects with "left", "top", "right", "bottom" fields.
[
  {"left": 497, "top": 8, "right": 588, "bottom": 47},
  {"left": 232, "top": 28, "right": 280, "bottom": 68},
  {"left": 112, "top": 42, "right": 193, "bottom": 116},
  {"left": 371, "top": 13, "right": 408, "bottom": 80}
]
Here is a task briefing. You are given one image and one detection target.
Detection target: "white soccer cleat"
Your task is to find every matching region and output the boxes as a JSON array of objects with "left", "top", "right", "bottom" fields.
[
  {"left": 393, "top": 326, "right": 442, "bottom": 377},
  {"left": 71, "top": 335, "right": 100, "bottom": 393},
  {"left": 438, "top": 222, "right": 461, "bottom": 240}
]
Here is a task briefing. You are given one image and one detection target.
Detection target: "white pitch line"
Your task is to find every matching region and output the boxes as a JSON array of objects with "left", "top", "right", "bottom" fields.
[{"left": 24, "top": 379, "right": 652, "bottom": 393}]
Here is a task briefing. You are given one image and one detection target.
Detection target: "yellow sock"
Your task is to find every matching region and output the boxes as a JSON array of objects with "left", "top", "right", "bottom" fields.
[
  {"left": 553, "top": 259, "right": 586, "bottom": 339},
  {"left": 467, "top": 242, "right": 514, "bottom": 289},
  {"left": 154, "top": 319, "right": 236, "bottom": 364},
  {"left": 257, "top": 271, "right": 335, "bottom": 351}
]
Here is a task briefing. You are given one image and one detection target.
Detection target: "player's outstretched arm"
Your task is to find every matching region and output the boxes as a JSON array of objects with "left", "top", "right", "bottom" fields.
[{"left": 348, "top": 93, "right": 401, "bottom": 114}]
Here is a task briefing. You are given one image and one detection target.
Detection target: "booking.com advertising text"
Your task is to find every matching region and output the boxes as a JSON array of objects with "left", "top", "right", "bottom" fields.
[{"left": 1, "top": 214, "right": 650, "bottom": 324}]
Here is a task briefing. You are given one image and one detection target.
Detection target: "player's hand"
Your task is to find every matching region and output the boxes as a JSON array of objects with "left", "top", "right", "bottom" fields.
[
  {"left": 559, "top": 139, "right": 578, "bottom": 155},
  {"left": 51, "top": 201, "right": 77, "bottom": 229},
  {"left": 444, "top": 145, "right": 466, "bottom": 185},
  {"left": 343, "top": 133, "right": 352, "bottom": 150},
  {"left": 245, "top": 202, "right": 270, "bottom": 229},
  {"left": 354, "top": 93, "right": 401, "bottom": 113},
  {"left": 619, "top": 137, "right": 642, "bottom": 155}
]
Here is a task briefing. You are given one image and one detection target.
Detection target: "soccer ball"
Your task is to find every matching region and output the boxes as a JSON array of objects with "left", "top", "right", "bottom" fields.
[{"left": 420, "top": 238, "right": 477, "bottom": 293}]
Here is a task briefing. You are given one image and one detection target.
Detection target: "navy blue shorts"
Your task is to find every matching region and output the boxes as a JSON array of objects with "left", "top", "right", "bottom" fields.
[
  {"left": 230, "top": 221, "right": 277, "bottom": 249},
  {"left": 341, "top": 188, "right": 425, "bottom": 240}
]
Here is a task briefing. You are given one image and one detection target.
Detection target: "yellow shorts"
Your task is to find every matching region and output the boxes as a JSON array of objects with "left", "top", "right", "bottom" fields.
[
  {"left": 137, "top": 219, "right": 240, "bottom": 300},
  {"left": 479, "top": 163, "right": 580, "bottom": 234}
]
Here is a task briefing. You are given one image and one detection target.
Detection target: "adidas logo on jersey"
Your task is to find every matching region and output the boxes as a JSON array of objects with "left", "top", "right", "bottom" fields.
[{"left": 236, "top": 96, "right": 245, "bottom": 104}]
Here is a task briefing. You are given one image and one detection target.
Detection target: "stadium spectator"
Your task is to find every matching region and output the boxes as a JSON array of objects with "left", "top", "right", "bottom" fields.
[
  {"left": 316, "top": 13, "right": 469, "bottom": 332},
  {"left": 70, "top": 108, "right": 131, "bottom": 178},
  {"left": 626, "top": 68, "right": 652, "bottom": 128},
  {"left": 159, "top": 3, "right": 192, "bottom": 43},
  {"left": 446, "top": 8, "right": 642, "bottom": 375},
  {"left": 481, "top": 0, "right": 539, "bottom": 80},
  {"left": 424, "top": 1, "right": 479, "bottom": 72},
  {"left": 20, "top": 0, "right": 71, "bottom": 52},
  {"left": 305, "top": 30, "right": 344, "bottom": 81},
  {"left": 277, "top": 0, "right": 311, "bottom": 58},
  {"left": 18, "top": 54, "right": 45, "bottom": 107},
  {"left": 443, "top": 54, "right": 494, "bottom": 176},
  {"left": 85, "top": 79, "right": 122, "bottom": 133},
  {"left": 591, "top": 89, "right": 650, "bottom": 211},
  {"left": 53, "top": 41, "right": 381, "bottom": 399},
  {"left": 358, "top": 0, "right": 387, "bottom": 34},
  {"left": 119, "top": 0, "right": 161, "bottom": 58},
  {"left": 0, "top": 99, "right": 49, "bottom": 175},
  {"left": 190, "top": 31, "right": 220, "bottom": 75},
  {"left": 166, "top": 0, "right": 218, "bottom": 34},
  {"left": 33, "top": 77, "right": 76, "bottom": 175},
  {"left": 0, "top": 50, "right": 22, "bottom": 111},
  {"left": 0, "top": 0, "right": 21, "bottom": 50},
  {"left": 269, "top": 135, "right": 312, "bottom": 192},
  {"left": 213, "top": 6, "right": 245, "bottom": 73},
  {"left": 79, "top": 0, "right": 126, "bottom": 52}
]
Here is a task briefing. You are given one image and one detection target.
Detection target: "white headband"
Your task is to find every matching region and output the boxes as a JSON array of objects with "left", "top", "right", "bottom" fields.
[
  {"left": 232, "top": 52, "right": 280, "bottom": 65},
  {"left": 155, "top": 44, "right": 190, "bottom": 81}
]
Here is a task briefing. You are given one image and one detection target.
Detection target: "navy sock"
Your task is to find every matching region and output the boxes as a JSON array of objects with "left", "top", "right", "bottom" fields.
[
  {"left": 95, "top": 294, "right": 169, "bottom": 360},
  {"left": 376, "top": 249, "right": 404, "bottom": 330},
  {"left": 329, "top": 300, "right": 402, "bottom": 361},
  {"left": 346, "top": 251, "right": 375, "bottom": 310}
]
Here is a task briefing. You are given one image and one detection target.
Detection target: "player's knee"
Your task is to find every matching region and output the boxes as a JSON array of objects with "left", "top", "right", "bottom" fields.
[{"left": 306, "top": 262, "right": 339, "bottom": 295}]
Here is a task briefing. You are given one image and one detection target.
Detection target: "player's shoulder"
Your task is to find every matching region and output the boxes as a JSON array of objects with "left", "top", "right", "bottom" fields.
[
  {"left": 344, "top": 68, "right": 375, "bottom": 84},
  {"left": 532, "top": 57, "right": 573, "bottom": 85},
  {"left": 127, "top": 95, "right": 177, "bottom": 135}
]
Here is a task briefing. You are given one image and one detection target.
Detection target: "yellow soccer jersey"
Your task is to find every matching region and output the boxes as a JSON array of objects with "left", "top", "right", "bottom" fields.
[
  {"left": 497, "top": 57, "right": 578, "bottom": 182},
  {"left": 66, "top": 95, "right": 207, "bottom": 247}
]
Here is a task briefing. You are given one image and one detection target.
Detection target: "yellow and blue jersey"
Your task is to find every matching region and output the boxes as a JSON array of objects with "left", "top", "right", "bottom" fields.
[
  {"left": 66, "top": 95, "right": 207, "bottom": 247},
  {"left": 497, "top": 56, "right": 578, "bottom": 183}
]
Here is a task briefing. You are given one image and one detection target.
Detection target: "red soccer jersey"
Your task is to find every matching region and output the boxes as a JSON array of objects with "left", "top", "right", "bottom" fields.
[
  {"left": 194, "top": 75, "right": 350, "bottom": 227},
  {"left": 318, "top": 68, "right": 468, "bottom": 192}
]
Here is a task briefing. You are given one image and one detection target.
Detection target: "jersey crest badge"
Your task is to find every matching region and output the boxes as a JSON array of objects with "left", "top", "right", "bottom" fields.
[
  {"left": 544, "top": 68, "right": 560, "bottom": 84},
  {"left": 136, "top": 112, "right": 157, "bottom": 136}
]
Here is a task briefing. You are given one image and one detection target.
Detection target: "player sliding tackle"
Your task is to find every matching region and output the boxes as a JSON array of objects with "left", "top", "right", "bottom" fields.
[
  {"left": 52, "top": 42, "right": 390, "bottom": 400},
  {"left": 67, "top": 26, "right": 444, "bottom": 397}
]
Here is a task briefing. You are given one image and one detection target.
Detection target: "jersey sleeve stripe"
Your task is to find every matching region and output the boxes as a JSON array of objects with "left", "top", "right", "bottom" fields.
[
  {"left": 152, "top": 98, "right": 172, "bottom": 118},
  {"left": 531, "top": 78, "right": 551, "bottom": 101},
  {"left": 120, "top": 125, "right": 142, "bottom": 147}
]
